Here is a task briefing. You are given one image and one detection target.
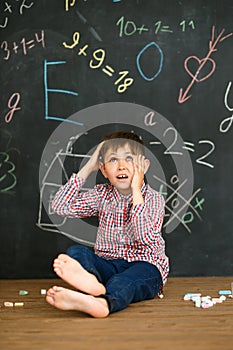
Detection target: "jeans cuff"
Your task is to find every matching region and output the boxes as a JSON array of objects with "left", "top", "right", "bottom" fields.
[{"left": 97, "top": 294, "right": 116, "bottom": 314}]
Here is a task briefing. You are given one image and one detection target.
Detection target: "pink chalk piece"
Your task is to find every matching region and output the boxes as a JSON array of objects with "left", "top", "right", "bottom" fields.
[
  {"left": 4, "top": 301, "right": 14, "bottom": 307},
  {"left": 202, "top": 303, "right": 213, "bottom": 309},
  {"left": 201, "top": 299, "right": 214, "bottom": 308}
]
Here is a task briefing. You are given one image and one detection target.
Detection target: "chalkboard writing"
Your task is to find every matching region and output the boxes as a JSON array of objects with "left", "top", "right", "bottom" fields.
[{"left": 0, "top": 0, "right": 232, "bottom": 279}]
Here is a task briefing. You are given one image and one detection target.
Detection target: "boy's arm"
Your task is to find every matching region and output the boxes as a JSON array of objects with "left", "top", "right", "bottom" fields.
[
  {"left": 131, "top": 155, "right": 147, "bottom": 206},
  {"left": 77, "top": 142, "right": 104, "bottom": 181},
  {"left": 130, "top": 155, "right": 165, "bottom": 244},
  {"left": 51, "top": 142, "right": 103, "bottom": 217}
]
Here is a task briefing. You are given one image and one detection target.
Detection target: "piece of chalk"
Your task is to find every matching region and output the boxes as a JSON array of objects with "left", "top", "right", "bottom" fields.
[
  {"left": 14, "top": 302, "right": 24, "bottom": 307},
  {"left": 184, "top": 293, "right": 202, "bottom": 297},
  {"left": 202, "top": 300, "right": 214, "bottom": 308},
  {"left": 19, "top": 290, "right": 28, "bottom": 296},
  {"left": 212, "top": 298, "right": 223, "bottom": 304},
  {"left": 4, "top": 302, "right": 14, "bottom": 307},
  {"left": 202, "top": 303, "right": 213, "bottom": 309},
  {"left": 195, "top": 299, "right": 201, "bottom": 308},
  {"left": 40, "top": 289, "right": 46, "bottom": 295},
  {"left": 218, "top": 290, "right": 231, "bottom": 295},
  {"left": 158, "top": 294, "right": 164, "bottom": 299},
  {"left": 219, "top": 295, "right": 226, "bottom": 301},
  {"left": 201, "top": 296, "right": 211, "bottom": 301},
  {"left": 184, "top": 293, "right": 201, "bottom": 300}
]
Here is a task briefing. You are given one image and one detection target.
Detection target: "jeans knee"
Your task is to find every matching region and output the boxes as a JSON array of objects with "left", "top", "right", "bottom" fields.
[{"left": 66, "top": 244, "right": 88, "bottom": 259}]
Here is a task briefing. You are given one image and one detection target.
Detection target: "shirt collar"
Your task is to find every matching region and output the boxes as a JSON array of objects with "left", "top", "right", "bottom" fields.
[{"left": 111, "top": 181, "right": 147, "bottom": 203}]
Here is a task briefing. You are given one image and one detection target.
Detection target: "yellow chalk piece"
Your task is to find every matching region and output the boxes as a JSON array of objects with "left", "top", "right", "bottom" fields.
[{"left": 14, "top": 302, "right": 24, "bottom": 307}]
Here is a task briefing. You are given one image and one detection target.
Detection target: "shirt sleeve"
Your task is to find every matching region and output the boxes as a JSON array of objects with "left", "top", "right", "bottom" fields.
[
  {"left": 51, "top": 173, "right": 100, "bottom": 218},
  {"left": 130, "top": 190, "right": 165, "bottom": 245}
]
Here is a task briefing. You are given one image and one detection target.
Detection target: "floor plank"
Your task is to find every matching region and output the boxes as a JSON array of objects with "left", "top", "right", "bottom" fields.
[{"left": 0, "top": 277, "right": 233, "bottom": 350}]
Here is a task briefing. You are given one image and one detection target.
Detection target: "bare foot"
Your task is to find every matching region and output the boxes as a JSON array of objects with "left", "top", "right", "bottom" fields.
[
  {"left": 53, "top": 254, "right": 106, "bottom": 296},
  {"left": 46, "top": 286, "right": 109, "bottom": 318}
]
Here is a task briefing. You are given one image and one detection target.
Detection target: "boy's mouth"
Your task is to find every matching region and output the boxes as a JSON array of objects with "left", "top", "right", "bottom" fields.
[{"left": 116, "top": 174, "right": 128, "bottom": 179}]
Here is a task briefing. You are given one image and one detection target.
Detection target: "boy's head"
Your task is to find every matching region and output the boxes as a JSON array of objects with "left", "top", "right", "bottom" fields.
[
  {"left": 98, "top": 131, "right": 145, "bottom": 163},
  {"left": 98, "top": 131, "right": 150, "bottom": 195}
]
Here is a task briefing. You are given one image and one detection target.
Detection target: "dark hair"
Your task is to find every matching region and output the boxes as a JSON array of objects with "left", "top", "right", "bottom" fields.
[{"left": 99, "top": 131, "right": 145, "bottom": 162}]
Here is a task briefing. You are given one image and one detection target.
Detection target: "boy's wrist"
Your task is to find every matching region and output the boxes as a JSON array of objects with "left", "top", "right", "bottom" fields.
[
  {"left": 77, "top": 164, "right": 93, "bottom": 180},
  {"left": 132, "top": 187, "right": 144, "bottom": 205}
]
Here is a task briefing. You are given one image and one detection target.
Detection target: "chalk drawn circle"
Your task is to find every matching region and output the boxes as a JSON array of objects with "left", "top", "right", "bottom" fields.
[{"left": 38, "top": 102, "right": 194, "bottom": 245}]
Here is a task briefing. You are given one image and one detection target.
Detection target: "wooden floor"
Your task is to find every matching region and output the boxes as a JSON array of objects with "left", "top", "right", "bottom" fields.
[{"left": 0, "top": 277, "right": 233, "bottom": 350}]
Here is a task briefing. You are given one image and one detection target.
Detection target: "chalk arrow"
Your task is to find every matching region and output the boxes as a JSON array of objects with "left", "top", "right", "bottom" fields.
[{"left": 178, "top": 88, "right": 192, "bottom": 104}]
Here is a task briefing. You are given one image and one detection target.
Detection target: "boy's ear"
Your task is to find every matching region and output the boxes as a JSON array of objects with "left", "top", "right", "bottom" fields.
[
  {"left": 144, "top": 158, "right": 150, "bottom": 174},
  {"left": 99, "top": 163, "right": 108, "bottom": 179}
]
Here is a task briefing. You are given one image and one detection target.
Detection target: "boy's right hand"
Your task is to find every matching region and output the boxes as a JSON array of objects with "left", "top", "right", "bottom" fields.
[{"left": 77, "top": 142, "right": 104, "bottom": 180}]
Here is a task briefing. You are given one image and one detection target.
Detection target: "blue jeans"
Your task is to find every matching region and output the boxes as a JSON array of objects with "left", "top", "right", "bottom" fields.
[{"left": 66, "top": 245, "right": 162, "bottom": 313}]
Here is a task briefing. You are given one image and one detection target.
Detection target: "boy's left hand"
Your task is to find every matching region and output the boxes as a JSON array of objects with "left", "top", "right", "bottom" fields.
[{"left": 131, "top": 155, "right": 146, "bottom": 191}]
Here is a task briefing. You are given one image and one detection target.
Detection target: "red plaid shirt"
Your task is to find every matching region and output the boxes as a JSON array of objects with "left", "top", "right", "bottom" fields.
[{"left": 52, "top": 174, "right": 169, "bottom": 284}]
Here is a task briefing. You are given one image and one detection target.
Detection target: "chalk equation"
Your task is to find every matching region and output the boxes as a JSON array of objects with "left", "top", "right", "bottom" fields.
[
  {"left": 145, "top": 112, "right": 215, "bottom": 169},
  {"left": 1, "top": 30, "right": 45, "bottom": 60},
  {"left": 155, "top": 174, "right": 204, "bottom": 234},
  {"left": 116, "top": 16, "right": 195, "bottom": 37},
  {"left": 179, "top": 26, "right": 233, "bottom": 104},
  {"left": 0, "top": 152, "right": 17, "bottom": 193},
  {"left": 63, "top": 31, "right": 134, "bottom": 93},
  {"left": 220, "top": 81, "right": 233, "bottom": 133},
  {"left": 0, "top": 0, "right": 34, "bottom": 29}
]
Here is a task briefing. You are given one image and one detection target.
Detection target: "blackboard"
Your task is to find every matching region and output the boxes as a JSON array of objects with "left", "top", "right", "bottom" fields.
[{"left": 0, "top": 0, "right": 232, "bottom": 279}]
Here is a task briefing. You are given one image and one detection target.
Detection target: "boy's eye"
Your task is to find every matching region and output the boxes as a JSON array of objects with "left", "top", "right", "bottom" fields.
[
  {"left": 109, "top": 157, "right": 117, "bottom": 163},
  {"left": 126, "top": 156, "right": 133, "bottom": 162}
]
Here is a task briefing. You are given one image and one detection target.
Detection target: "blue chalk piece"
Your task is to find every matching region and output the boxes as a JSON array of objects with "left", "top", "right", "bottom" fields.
[{"left": 218, "top": 290, "right": 232, "bottom": 295}]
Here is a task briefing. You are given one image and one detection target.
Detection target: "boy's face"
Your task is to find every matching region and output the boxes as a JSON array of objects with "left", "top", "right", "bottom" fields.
[{"left": 99, "top": 143, "right": 146, "bottom": 195}]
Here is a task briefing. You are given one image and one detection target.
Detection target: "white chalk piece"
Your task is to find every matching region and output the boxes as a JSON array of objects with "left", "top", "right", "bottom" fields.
[
  {"left": 201, "top": 296, "right": 211, "bottom": 301},
  {"left": 184, "top": 293, "right": 201, "bottom": 301},
  {"left": 40, "top": 289, "right": 47, "bottom": 295},
  {"left": 14, "top": 302, "right": 24, "bottom": 307},
  {"left": 212, "top": 298, "right": 223, "bottom": 304},
  {"left": 4, "top": 302, "right": 14, "bottom": 307},
  {"left": 195, "top": 298, "right": 201, "bottom": 308}
]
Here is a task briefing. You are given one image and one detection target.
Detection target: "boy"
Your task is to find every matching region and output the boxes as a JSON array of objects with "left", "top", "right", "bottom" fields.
[{"left": 46, "top": 131, "right": 169, "bottom": 317}]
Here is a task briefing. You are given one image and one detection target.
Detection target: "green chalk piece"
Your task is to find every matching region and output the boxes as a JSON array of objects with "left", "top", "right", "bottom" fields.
[{"left": 19, "top": 290, "right": 28, "bottom": 296}]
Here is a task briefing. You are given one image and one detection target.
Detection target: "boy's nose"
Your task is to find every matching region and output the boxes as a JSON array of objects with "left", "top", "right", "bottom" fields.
[{"left": 118, "top": 159, "right": 126, "bottom": 169}]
